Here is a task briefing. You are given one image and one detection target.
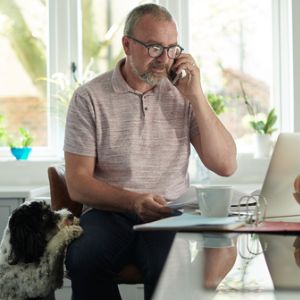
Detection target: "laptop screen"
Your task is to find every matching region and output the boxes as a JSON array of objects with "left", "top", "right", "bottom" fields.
[{"left": 260, "top": 133, "right": 300, "bottom": 219}]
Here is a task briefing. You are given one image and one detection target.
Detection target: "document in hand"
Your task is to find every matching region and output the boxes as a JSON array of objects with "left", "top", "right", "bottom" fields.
[
  {"left": 166, "top": 187, "right": 198, "bottom": 208},
  {"left": 166, "top": 186, "right": 260, "bottom": 210},
  {"left": 133, "top": 213, "right": 245, "bottom": 232}
]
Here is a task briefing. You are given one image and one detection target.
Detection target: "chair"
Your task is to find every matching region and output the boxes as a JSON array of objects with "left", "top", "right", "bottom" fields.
[{"left": 47, "top": 165, "right": 143, "bottom": 285}]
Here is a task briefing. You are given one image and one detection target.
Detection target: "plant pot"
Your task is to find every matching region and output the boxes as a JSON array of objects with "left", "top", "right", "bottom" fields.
[
  {"left": 254, "top": 134, "right": 272, "bottom": 158},
  {"left": 10, "top": 147, "right": 32, "bottom": 160}
]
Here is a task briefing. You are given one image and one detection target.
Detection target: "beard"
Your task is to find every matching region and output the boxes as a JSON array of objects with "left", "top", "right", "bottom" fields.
[{"left": 129, "top": 57, "right": 169, "bottom": 86}]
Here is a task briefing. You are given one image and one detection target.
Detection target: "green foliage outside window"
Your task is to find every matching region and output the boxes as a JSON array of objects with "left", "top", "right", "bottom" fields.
[
  {"left": 0, "top": 0, "right": 125, "bottom": 101},
  {"left": 207, "top": 93, "right": 226, "bottom": 115},
  {"left": 240, "top": 82, "right": 277, "bottom": 135}
]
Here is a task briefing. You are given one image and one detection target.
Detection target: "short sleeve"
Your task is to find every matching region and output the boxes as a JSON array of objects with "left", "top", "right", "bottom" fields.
[{"left": 64, "top": 87, "right": 97, "bottom": 157}]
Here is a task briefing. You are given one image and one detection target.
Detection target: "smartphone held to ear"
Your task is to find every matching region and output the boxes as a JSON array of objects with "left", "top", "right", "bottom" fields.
[
  {"left": 169, "top": 69, "right": 182, "bottom": 85},
  {"left": 168, "top": 61, "right": 187, "bottom": 85}
]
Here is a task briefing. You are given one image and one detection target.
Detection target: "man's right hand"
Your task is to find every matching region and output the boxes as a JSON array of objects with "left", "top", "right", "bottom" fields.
[
  {"left": 133, "top": 193, "right": 173, "bottom": 222},
  {"left": 65, "top": 152, "right": 174, "bottom": 220}
]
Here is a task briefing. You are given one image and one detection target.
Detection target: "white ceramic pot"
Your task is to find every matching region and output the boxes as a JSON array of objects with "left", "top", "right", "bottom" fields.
[{"left": 254, "top": 134, "right": 272, "bottom": 158}]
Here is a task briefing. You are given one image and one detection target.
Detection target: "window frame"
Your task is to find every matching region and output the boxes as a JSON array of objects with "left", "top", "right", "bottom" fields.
[
  {"left": 47, "top": 0, "right": 82, "bottom": 158},
  {"left": 0, "top": 0, "right": 82, "bottom": 159},
  {"left": 1, "top": 0, "right": 298, "bottom": 160}
]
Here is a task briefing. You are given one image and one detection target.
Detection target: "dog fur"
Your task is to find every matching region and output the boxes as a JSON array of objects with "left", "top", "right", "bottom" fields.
[{"left": 0, "top": 201, "right": 83, "bottom": 300}]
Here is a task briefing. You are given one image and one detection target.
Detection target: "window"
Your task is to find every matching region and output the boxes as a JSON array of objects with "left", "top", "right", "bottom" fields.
[
  {"left": 0, "top": 0, "right": 298, "bottom": 161},
  {"left": 81, "top": 0, "right": 153, "bottom": 74},
  {"left": 161, "top": 0, "right": 299, "bottom": 183},
  {"left": 0, "top": 0, "right": 48, "bottom": 148},
  {"left": 189, "top": 0, "right": 273, "bottom": 153}
]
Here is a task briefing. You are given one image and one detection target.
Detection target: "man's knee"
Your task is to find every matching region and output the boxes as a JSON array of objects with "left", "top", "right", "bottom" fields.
[{"left": 65, "top": 237, "right": 111, "bottom": 279}]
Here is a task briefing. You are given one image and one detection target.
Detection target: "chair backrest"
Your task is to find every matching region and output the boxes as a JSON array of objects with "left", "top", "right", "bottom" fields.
[{"left": 48, "top": 165, "right": 83, "bottom": 217}]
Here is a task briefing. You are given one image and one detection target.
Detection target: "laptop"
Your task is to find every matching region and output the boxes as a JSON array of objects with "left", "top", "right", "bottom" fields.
[{"left": 259, "top": 133, "right": 300, "bottom": 219}]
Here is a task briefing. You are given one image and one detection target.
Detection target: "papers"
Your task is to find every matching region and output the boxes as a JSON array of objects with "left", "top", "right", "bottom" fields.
[
  {"left": 133, "top": 213, "right": 300, "bottom": 234},
  {"left": 166, "top": 187, "right": 198, "bottom": 209},
  {"left": 133, "top": 213, "right": 245, "bottom": 232},
  {"left": 231, "top": 187, "right": 261, "bottom": 206},
  {"left": 165, "top": 186, "right": 261, "bottom": 210}
]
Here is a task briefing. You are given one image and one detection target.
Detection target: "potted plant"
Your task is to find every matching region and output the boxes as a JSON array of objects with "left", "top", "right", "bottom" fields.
[
  {"left": 248, "top": 108, "right": 277, "bottom": 136},
  {"left": 240, "top": 83, "right": 277, "bottom": 158},
  {"left": 7, "top": 127, "right": 34, "bottom": 160},
  {"left": 250, "top": 109, "right": 277, "bottom": 158}
]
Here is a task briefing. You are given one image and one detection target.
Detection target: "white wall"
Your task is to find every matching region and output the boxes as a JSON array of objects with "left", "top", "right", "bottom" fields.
[{"left": 0, "top": 159, "right": 62, "bottom": 186}]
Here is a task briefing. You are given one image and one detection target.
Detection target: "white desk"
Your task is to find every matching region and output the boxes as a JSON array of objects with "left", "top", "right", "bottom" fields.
[{"left": 153, "top": 232, "right": 300, "bottom": 300}]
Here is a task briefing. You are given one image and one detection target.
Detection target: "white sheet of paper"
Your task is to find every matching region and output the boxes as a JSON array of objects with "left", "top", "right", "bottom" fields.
[
  {"left": 165, "top": 186, "right": 261, "bottom": 209},
  {"left": 166, "top": 187, "right": 197, "bottom": 208}
]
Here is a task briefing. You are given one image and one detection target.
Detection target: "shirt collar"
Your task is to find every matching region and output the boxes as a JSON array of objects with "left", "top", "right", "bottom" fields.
[{"left": 111, "top": 58, "right": 133, "bottom": 94}]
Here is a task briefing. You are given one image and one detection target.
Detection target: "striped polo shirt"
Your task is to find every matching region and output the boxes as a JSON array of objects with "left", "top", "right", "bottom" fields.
[{"left": 64, "top": 59, "right": 200, "bottom": 201}]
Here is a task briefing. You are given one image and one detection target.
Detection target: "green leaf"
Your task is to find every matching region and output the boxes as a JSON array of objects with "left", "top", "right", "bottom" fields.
[
  {"left": 264, "top": 108, "right": 277, "bottom": 134},
  {"left": 207, "top": 93, "right": 226, "bottom": 115},
  {"left": 14, "top": 127, "right": 34, "bottom": 147}
]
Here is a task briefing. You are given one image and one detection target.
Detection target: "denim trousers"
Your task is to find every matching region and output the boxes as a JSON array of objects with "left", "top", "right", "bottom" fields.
[{"left": 65, "top": 209, "right": 175, "bottom": 300}]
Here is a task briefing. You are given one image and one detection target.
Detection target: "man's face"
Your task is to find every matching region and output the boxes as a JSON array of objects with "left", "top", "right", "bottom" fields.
[{"left": 126, "top": 14, "right": 178, "bottom": 86}]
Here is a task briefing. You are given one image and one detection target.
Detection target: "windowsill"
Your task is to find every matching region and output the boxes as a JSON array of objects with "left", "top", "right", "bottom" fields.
[
  {"left": 0, "top": 157, "right": 63, "bottom": 186},
  {"left": 0, "top": 152, "right": 270, "bottom": 186},
  {"left": 0, "top": 146, "right": 64, "bottom": 161}
]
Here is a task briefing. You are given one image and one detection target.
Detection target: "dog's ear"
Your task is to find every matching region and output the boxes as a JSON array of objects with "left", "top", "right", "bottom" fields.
[
  {"left": 8, "top": 207, "right": 47, "bottom": 264},
  {"left": 9, "top": 226, "right": 47, "bottom": 264}
]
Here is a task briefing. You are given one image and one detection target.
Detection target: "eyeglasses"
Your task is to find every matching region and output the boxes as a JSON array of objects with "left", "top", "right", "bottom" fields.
[{"left": 127, "top": 36, "right": 183, "bottom": 59}]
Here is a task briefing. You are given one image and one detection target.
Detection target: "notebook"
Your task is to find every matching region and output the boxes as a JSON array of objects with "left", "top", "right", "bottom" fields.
[{"left": 259, "top": 133, "right": 300, "bottom": 219}]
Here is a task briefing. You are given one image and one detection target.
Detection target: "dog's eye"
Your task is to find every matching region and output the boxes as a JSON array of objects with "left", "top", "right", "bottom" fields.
[{"left": 42, "top": 214, "right": 48, "bottom": 221}]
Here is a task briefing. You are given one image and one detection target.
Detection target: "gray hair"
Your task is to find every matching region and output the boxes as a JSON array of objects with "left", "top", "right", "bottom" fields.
[{"left": 123, "top": 3, "right": 174, "bottom": 36}]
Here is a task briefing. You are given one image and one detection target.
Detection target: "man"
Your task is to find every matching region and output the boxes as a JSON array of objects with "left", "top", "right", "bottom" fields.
[{"left": 64, "top": 3, "right": 237, "bottom": 300}]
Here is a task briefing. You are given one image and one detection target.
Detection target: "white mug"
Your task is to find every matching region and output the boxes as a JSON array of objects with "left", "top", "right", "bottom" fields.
[
  {"left": 195, "top": 185, "right": 233, "bottom": 217},
  {"left": 202, "top": 233, "right": 235, "bottom": 248}
]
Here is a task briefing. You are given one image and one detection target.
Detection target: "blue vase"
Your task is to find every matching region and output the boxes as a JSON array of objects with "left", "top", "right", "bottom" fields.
[{"left": 10, "top": 147, "right": 32, "bottom": 160}]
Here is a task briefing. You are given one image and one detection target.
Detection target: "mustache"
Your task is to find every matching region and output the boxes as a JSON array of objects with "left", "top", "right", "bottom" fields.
[{"left": 149, "top": 61, "right": 169, "bottom": 71}]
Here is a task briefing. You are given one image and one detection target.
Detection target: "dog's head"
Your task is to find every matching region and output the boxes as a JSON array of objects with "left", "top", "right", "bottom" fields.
[{"left": 8, "top": 200, "right": 75, "bottom": 265}]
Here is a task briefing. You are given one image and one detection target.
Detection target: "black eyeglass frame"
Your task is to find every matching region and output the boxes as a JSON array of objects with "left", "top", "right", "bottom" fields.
[{"left": 127, "top": 36, "right": 184, "bottom": 59}]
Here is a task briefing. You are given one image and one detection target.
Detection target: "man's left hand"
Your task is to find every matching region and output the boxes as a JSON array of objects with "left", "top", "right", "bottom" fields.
[{"left": 171, "top": 53, "right": 203, "bottom": 101}]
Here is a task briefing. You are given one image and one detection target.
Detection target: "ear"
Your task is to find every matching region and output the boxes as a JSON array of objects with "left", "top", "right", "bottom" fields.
[
  {"left": 9, "top": 225, "right": 46, "bottom": 264},
  {"left": 122, "top": 36, "right": 131, "bottom": 55}
]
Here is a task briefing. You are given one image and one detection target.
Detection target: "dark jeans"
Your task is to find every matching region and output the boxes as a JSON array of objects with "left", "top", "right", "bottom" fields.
[{"left": 65, "top": 209, "right": 175, "bottom": 300}]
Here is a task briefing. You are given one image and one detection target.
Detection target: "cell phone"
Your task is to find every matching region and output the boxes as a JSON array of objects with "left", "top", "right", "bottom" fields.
[
  {"left": 168, "top": 60, "right": 181, "bottom": 85},
  {"left": 168, "top": 69, "right": 181, "bottom": 85}
]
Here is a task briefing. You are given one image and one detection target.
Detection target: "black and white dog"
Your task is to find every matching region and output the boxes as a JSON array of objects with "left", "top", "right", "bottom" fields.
[{"left": 0, "top": 201, "right": 83, "bottom": 300}]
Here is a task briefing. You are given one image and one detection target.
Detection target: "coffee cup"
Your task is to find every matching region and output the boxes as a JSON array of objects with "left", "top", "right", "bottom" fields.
[
  {"left": 202, "top": 233, "right": 235, "bottom": 248},
  {"left": 195, "top": 185, "right": 233, "bottom": 217}
]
